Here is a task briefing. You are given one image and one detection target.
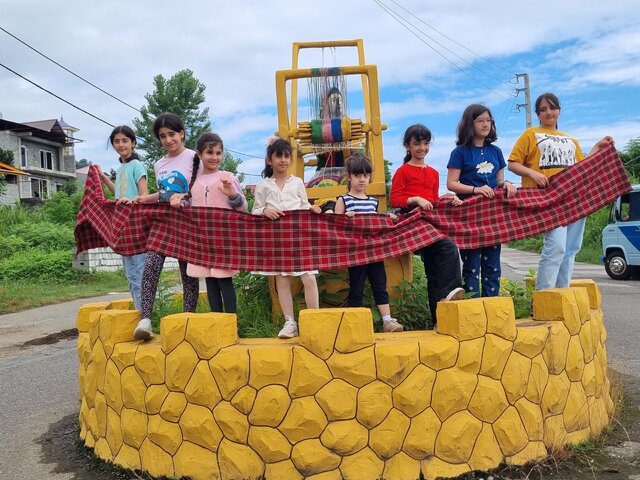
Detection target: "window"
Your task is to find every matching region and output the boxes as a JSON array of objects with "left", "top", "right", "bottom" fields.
[
  {"left": 31, "top": 178, "right": 48, "bottom": 198},
  {"left": 40, "top": 150, "right": 53, "bottom": 169},
  {"left": 20, "top": 146, "right": 27, "bottom": 167}
]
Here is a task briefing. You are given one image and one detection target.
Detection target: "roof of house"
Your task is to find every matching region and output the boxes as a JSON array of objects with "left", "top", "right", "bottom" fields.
[
  {"left": 57, "top": 116, "right": 78, "bottom": 131},
  {"left": 0, "top": 118, "right": 68, "bottom": 144},
  {"left": 0, "top": 161, "right": 29, "bottom": 176}
]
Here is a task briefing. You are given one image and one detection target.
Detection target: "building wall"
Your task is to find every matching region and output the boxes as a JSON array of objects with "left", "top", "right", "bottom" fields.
[
  {"left": 0, "top": 182, "right": 19, "bottom": 206},
  {"left": 73, "top": 247, "right": 179, "bottom": 272},
  {"left": 0, "top": 131, "right": 76, "bottom": 202}
]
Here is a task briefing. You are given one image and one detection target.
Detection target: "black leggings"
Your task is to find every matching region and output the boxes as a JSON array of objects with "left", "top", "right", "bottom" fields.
[
  {"left": 420, "top": 238, "right": 462, "bottom": 325},
  {"left": 140, "top": 252, "right": 199, "bottom": 320},
  {"left": 205, "top": 277, "right": 237, "bottom": 313}
]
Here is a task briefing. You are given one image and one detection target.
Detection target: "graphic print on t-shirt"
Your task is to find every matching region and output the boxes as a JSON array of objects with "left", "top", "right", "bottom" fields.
[
  {"left": 118, "top": 174, "right": 128, "bottom": 198},
  {"left": 157, "top": 170, "right": 189, "bottom": 202},
  {"left": 535, "top": 133, "right": 577, "bottom": 170},
  {"left": 476, "top": 161, "right": 494, "bottom": 175}
]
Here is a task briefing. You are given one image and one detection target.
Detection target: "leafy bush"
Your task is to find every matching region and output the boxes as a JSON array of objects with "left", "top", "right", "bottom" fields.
[
  {"left": 390, "top": 256, "right": 432, "bottom": 330},
  {"left": 8, "top": 222, "right": 75, "bottom": 251},
  {"left": 0, "top": 235, "right": 28, "bottom": 256},
  {"left": 0, "top": 204, "right": 44, "bottom": 234},
  {"left": 577, "top": 206, "right": 609, "bottom": 264},
  {"left": 499, "top": 277, "right": 533, "bottom": 318},
  {"left": 235, "top": 272, "right": 279, "bottom": 338},
  {"left": 509, "top": 235, "right": 543, "bottom": 253},
  {"left": 0, "top": 248, "right": 81, "bottom": 281},
  {"left": 41, "top": 190, "right": 83, "bottom": 224}
]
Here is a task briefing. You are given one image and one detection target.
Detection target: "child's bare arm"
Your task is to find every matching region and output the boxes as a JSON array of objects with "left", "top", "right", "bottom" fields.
[
  {"left": 137, "top": 176, "right": 149, "bottom": 196},
  {"left": 587, "top": 136, "right": 615, "bottom": 156},
  {"left": 133, "top": 192, "right": 160, "bottom": 203},
  {"left": 508, "top": 161, "right": 549, "bottom": 188},
  {"left": 96, "top": 165, "right": 115, "bottom": 194}
]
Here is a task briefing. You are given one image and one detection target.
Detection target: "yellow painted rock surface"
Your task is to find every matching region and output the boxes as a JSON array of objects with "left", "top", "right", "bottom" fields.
[{"left": 78, "top": 282, "right": 613, "bottom": 480}]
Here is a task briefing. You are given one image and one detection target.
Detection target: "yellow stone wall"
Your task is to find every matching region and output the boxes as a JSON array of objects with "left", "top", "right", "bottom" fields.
[{"left": 77, "top": 279, "right": 613, "bottom": 480}]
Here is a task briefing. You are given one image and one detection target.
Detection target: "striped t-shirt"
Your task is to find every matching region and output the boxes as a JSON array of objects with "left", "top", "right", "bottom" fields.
[{"left": 342, "top": 194, "right": 379, "bottom": 214}]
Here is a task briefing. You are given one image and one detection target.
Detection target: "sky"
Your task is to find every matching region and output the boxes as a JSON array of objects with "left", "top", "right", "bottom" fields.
[{"left": 1, "top": 0, "right": 639, "bottom": 189}]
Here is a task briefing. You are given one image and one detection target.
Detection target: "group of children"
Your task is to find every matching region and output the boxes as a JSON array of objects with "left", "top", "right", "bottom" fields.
[{"left": 100, "top": 92, "right": 614, "bottom": 341}]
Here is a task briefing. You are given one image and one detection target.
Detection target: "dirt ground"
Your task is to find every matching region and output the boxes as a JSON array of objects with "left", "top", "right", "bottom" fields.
[{"left": 36, "top": 372, "right": 640, "bottom": 480}]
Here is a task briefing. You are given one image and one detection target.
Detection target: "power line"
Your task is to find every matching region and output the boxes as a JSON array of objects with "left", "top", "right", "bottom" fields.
[
  {"left": 385, "top": 0, "right": 517, "bottom": 77},
  {"left": 0, "top": 27, "right": 327, "bottom": 165},
  {"left": 0, "top": 25, "right": 141, "bottom": 113},
  {"left": 0, "top": 62, "right": 115, "bottom": 128},
  {"left": 226, "top": 148, "right": 264, "bottom": 159},
  {"left": 371, "top": 0, "right": 512, "bottom": 100}
]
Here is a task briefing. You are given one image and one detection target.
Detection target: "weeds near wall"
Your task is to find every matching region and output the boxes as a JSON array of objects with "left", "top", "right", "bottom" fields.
[{"left": 499, "top": 276, "right": 533, "bottom": 319}]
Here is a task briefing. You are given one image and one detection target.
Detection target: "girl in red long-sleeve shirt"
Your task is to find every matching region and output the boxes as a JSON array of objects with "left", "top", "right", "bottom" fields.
[{"left": 390, "top": 124, "right": 465, "bottom": 327}]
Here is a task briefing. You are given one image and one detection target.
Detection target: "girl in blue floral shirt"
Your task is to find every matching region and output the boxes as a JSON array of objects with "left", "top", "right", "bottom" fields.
[{"left": 446, "top": 104, "right": 517, "bottom": 297}]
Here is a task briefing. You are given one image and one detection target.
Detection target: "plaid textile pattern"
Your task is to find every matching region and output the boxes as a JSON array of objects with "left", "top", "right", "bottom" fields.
[{"left": 75, "top": 144, "right": 631, "bottom": 272}]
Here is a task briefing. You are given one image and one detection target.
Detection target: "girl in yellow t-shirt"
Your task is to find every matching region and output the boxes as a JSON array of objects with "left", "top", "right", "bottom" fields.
[{"left": 508, "top": 92, "right": 614, "bottom": 290}]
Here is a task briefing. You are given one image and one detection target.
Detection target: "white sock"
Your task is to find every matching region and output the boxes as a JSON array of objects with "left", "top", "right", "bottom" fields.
[{"left": 382, "top": 315, "right": 392, "bottom": 322}]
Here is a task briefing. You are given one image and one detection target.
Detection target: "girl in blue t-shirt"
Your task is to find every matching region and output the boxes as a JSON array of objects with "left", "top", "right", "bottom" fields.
[
  {"left": 98, "top": 125, "right": 148, "bottom": 311},
  {"left": 446, "top": 104, "right": 517, "bottom": 297}
]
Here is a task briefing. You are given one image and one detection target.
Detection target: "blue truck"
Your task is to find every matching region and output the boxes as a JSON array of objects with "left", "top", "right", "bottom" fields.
[{"left": 602, "top": 184, "right": 640, "bottom": 280}]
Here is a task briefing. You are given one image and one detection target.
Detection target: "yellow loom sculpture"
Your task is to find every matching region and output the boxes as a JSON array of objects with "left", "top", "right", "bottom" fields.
[
  {"left": 274, "top": 39, "right": 387, "bottom": 209},
  {"left": 77, "top": 279, "right": 613, "bottom": 479},
  {"left": 268, "top": 40, "right": 410, "bottom": 312}
]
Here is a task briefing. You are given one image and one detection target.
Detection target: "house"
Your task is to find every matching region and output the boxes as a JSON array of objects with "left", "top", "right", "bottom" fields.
[{"left": 0, "top": 115, "right": 80, "bottom": 205}]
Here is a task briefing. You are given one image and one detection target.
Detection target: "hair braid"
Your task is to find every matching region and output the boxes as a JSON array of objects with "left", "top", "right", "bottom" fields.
[{"left": 186, "top": 152, "right": 201, "bottom": 198}]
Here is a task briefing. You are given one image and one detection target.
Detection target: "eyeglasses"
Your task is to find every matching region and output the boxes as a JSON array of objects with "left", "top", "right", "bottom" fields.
[{"left": 474, "top": 118, "right": 493, "bottom": 124}]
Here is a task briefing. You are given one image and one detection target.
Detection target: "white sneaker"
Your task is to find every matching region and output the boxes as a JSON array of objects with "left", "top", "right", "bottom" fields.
[
  {"left": 444, "top": 287, "right": 466, "bottom": 301},
  {"left": 134, "top": 318, "right": 153, "bottom": 340},
  {"left": 383, "top": 319, "right": 404, "bottom": 333},
  {"left": 278, "top": 318, "right": 299, "bottom": 339}
]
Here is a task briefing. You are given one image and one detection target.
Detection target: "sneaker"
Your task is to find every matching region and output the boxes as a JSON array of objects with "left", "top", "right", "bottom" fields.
[
  {"left": 382, "top": 319, "right": 404, "bottom": 333},
  {"left": 278, "top": 318, "right": 299, "bottom": 339},
  {"left": 134, "top": 318, "right": 153, "bottom": 340},
  {"left": 444, "top": 287, "right": 466, "bottom": 301}
]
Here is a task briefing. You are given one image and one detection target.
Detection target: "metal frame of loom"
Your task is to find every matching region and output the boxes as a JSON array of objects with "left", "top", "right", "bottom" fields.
[{"left": 274, "top": 39, "right": 389, "bottom": 209}]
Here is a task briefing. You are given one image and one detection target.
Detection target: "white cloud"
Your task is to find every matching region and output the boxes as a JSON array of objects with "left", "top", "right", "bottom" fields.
[{"left": 1, "top": 0, "right": 638, "bottom": 178}]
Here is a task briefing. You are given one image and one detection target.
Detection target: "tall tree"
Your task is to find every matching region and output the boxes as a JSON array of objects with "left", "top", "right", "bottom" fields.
[
  {"left": 133, "top": 69, "right": 212, "bottom": 168},
  {"left": 620, "top": 137, "right": 640, "bottom": 181},
  {"left": 221, "top": 151, "right": 244, "bottom": 183},
  {"left": 75, "top": 158, "right": 92, "bottom": 169}
]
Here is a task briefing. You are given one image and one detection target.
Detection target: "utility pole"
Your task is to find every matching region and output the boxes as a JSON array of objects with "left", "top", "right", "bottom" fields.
[{"left": 515, "top": 73, "right": 532, "bottom": 128}]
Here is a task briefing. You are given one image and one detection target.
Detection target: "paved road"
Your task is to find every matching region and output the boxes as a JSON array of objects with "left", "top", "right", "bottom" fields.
[
  {"left": 0, "top": 342, "right": 78, "bottom": 480},
  {"left": 499, "top": 247, "right": 640, "bottom": 378},
  {"left": 0, "top": 251, "right": 638, "bottom": 479}
]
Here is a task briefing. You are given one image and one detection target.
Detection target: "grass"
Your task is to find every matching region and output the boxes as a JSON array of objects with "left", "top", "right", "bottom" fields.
[{"left": 0, "top": 271, "right": 130, "bottom": 314}]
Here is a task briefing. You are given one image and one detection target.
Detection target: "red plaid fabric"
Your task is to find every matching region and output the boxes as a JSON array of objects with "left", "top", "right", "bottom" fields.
[{"left": 75, "top": 144, "right": 631, "bottom": 272}]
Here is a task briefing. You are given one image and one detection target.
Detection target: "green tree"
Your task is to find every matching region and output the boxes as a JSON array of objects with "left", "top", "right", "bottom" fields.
[
  {"left": 75, "top": 158, "right": 92, "bottom": 169},
  {"left": 221, "top": 151, "right": 244, "bottom": 183},
  {"left": 133, "top": 69, "right": 212, "bottom": 169},
  {"left": 61, "top": 180, "right": 78, "bottom": 196},
  {"left": 0, "top": 149, "right": 15, "bottom": 166},
  {"left": 620, "top": 137, "right": 640, "bottom": 181}
]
